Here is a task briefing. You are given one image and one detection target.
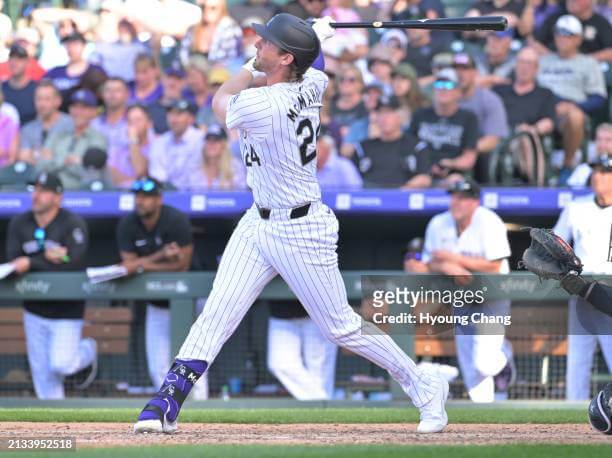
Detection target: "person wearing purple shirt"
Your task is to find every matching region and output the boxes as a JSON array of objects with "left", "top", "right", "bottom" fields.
[
  {"left": 0, "top": 111, "right": 19, "bottom": 167},
  {"left": 148, "top": 99, "right": 204, "bottom": 189},
  {"left": 108, "top": 104, "right": 154, "bottom": 189},
  {"left": 316, "top": 133, "right": 362, "bottom": 190},
  {"left": 45, "top": 33, "right": 107, "bottom": 112},
  {"left": 91, "top": 78, "right": 130, "bottom": 153},
  {"left": 129, "top": 54, "right": 164, "bottom": 106}
]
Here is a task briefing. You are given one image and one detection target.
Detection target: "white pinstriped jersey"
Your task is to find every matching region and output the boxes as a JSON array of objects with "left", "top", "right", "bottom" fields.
[
  {"left": 554, "top": 195, "right": 612, "bottom": 274},
  {"left": 226, "top": 68, "right": 328, "bottom": 209}
]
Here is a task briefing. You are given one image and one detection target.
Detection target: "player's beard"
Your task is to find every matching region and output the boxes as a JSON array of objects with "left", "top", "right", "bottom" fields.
[{"left": 253, "top": 57, "right": 262, "bottom": 72}]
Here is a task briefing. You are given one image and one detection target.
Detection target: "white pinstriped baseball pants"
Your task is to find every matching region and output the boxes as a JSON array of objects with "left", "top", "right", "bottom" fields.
[
  {"left": 23, "top": 311, "right": 96, "bottom": 400},
  {"left": 178, "top": 202, "right": 437, "bottom": 407}
]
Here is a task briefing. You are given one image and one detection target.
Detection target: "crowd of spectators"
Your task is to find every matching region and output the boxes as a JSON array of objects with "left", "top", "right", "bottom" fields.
[{"left": 0, "top": 0, "right": 609, "bottom": 190}]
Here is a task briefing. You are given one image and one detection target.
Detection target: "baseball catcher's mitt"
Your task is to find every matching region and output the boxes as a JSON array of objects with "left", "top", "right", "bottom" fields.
[{"left": 519, "top": 227, "right": 583, "bottom": 281}]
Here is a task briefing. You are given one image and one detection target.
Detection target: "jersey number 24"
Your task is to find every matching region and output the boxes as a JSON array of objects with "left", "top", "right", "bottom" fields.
[{"left": 244, "top": 119, "right": 319, "bottom": 167}]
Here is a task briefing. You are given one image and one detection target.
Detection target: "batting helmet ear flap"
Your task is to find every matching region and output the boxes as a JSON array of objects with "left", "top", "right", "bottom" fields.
[{"left": 588, "top": 384, "right": 612, "bottom": 435}]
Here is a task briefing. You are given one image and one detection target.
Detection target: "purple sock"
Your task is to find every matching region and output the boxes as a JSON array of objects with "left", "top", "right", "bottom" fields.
[{"left": 138, "top": 359, "right": 207, "bottom": 423}]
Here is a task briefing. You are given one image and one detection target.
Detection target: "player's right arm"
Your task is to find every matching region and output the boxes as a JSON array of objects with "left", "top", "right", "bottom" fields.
[{"left": 212, "top": 66, "right": 256, "bottom": 125}]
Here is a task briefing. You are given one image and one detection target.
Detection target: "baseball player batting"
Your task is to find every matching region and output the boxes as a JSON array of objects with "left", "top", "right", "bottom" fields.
[{"left": 134, "top": 13, "right": 448, "bottom": 435}]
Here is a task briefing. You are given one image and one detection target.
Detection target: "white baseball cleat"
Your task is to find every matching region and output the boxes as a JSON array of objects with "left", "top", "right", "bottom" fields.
[
  {"left": 416, "top": 374, "right": 449, "bottom": 433},
  {"left": 133, "top": 417, "right": 177, "bottom": 434}
]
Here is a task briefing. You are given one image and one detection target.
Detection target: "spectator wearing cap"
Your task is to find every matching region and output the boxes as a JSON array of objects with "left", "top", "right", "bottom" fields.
[
  {"left": 149, "top": 99, "right": 204, "bottom": 189},
  {"left": 534, "top": 0, "right": 612, "bottom": 62},
  {"left": 80, "top": 146, "right": 112, "bottom": 191},
  {"left": 2, "top": 44, "right": 38, "bottom": 125},
  {"left": 6, "top": 171, "right": 95, "bottom": 400},
  {"left": 407, "top": 177, "right": 514, "bottom": 403},
  {"left": 453, "top": 52, "right": 509, "bottom": 182},
  {"left": 116, "top": 177, "right": 206, "bottom": 396},
  {"left": 538, "top": 15, "right": 607, "bottom": 178},
  {"left": 91, "top": 18, "right": 148, "bottom": 83},
  {"left": 408, "top": 68, "right": 479, "bottom": 184},
  {"left": 0, "top": 29, "right": 45, "bottom": 82},
  {"left": 107, "top": 104, "right": 154, "bottom": 189},
  {"left": 19, "top": 81, "right": 73, "bottom": 164},
  {"left": 380, "top": 29, "right": 409, "bottom": 65},
  {"left": 352, "top": 95, "right": 430, "bottom": 188},
  {"left": 129, "top": 54, "right": 163, "bottom": 106},
  {"left": 473, "top": 30, "right": 517, "bottom": 88},
  {"left": 187, "top": 125, "right": 246, "bottom": 190},
  {"left": 568, "top": 123, "right": 612, "bottom": 186},
  {"left": 45, "top": 32, "right": 107, "bottom": 112},
  {"left": 391, "top": 63, "right": 430, "bottom": 128},
  {"left": 0, "top": 88, "right": 18, "bottom": 167},
  {"left": 91, "top": 77, "right": 130, "bottom": 153},
  {"left": 147, "top": 64, "right": 187, "bottom": 135},
  {"left": 39, "top": 89, "right": 107, "bottom": 189},
  {"left": 180, "top": 0, "right": 243, "bottom": 65},
  {"left": 330, "top": 63, "right": 368, "bottom": 140},
  {"left": 316, "top": 129, "right": 362, "bottom": 189}
]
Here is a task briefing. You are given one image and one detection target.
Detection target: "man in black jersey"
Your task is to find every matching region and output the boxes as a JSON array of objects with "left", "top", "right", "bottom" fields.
[
  {"left": 353, "top": 94, "right": 431, "bottom": 188},
  {"left": 408, "top": 68, "right": 479, "bottom": 184},
  {"left": 116, "top": 177, "right": 206, "bottom": 397},
  {"left": 6, "top": 171, "right": 95, "bottom": 399}
]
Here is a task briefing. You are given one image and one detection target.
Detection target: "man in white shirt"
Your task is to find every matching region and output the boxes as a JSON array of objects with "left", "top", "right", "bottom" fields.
[
  {"left": 407, "top": 178, "right": 514, "bottom": 402},
  {"left": 148, "top": 99, "right": 204, "bottom": 189},
  {"left": 553, "top": 154, "right": 612, "bottom": 400}
]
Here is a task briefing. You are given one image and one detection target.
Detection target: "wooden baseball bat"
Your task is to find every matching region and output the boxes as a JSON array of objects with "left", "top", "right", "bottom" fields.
[{"left": 329, "top": 16, "right": 508, "bottom": 32}]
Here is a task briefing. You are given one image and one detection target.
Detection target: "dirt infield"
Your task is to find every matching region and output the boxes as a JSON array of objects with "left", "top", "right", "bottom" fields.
[{"left": 1, "top": 422, "right": 610, "bottom": 448}]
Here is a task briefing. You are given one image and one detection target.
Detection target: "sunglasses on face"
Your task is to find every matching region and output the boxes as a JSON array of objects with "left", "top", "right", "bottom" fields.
[
  {"left": 131, "top": 179, "right": 157, "bottom": 193},
  {"left": 34, "top": 228, "right": 46, "bottom": 250},
  {"left": 433, "top": 80, "right": 457, "bottom": 90},
  {"left": 340, "top": 76, "right": 359, "bottom": 83}
]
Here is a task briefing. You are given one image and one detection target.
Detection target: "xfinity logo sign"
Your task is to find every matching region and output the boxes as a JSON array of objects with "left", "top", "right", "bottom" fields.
[
  {"left": 15, "top": 280, "right": 51, "bottom": 295},
  {"left": 82, "top": 281, "right": 117, "bottom": 294}
]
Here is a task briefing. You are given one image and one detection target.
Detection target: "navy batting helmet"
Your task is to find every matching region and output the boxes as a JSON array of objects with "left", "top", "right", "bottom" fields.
[
  {"left": 252, "top": 13, "right": 320, "bottom": 73},
  {"left": 588, "top": 383, "right": 612, "bottom": 435}
]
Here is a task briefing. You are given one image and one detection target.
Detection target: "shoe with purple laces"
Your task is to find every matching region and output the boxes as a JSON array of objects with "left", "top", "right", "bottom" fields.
[{"left": 134, "top": 359, "right": 207, "bottom": 434}]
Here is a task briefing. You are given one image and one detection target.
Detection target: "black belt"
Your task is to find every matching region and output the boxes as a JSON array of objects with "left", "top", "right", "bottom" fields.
[{"left": 257, "top": 203, "right": 311, "bottom": 220}]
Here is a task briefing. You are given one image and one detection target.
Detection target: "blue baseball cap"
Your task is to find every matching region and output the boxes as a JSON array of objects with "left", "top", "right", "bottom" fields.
[
  {"left": 489, "top": 28, "right": 514, "bottom": 39},
  {"left": 70, "top": 88, "right": 98, "bottom": 107},
  {"left": 164, "top": 61, "right": 186, "bottom": 78},
  {"left": 167, "top": 98, "right": 197, "bottom": 115},
  {"left": 205, "top": 124, "right": 228, "bottom": 140}
]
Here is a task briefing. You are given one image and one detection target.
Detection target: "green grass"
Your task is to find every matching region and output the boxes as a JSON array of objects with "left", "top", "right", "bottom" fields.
[
  {"left": 1, "top": 444, "right": 611, "bottom": 458},
  {"left": 0, "top": 407, "right": 588, "bottom": 424}
]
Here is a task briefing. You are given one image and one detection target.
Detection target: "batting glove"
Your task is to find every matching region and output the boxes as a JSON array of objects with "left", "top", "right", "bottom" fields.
[
  {"left": 312, "top": 16, "right": 335, "bottom": 42},
  {"left": 242, "top": 57, "right": 266, "bottom": 78}
]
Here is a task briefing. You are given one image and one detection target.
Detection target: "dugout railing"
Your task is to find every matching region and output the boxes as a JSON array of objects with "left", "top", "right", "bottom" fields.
[{"left": 0, "top": 272, "right": 610, "bottom": 400}]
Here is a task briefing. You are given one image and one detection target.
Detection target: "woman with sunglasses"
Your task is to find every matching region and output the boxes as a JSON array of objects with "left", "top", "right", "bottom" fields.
[
  {"left": 330, "top": 64, "right": 368, "bottom": 139},
  {"left": 179, "top": 0, "right": 243, "bottom": 65}
]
